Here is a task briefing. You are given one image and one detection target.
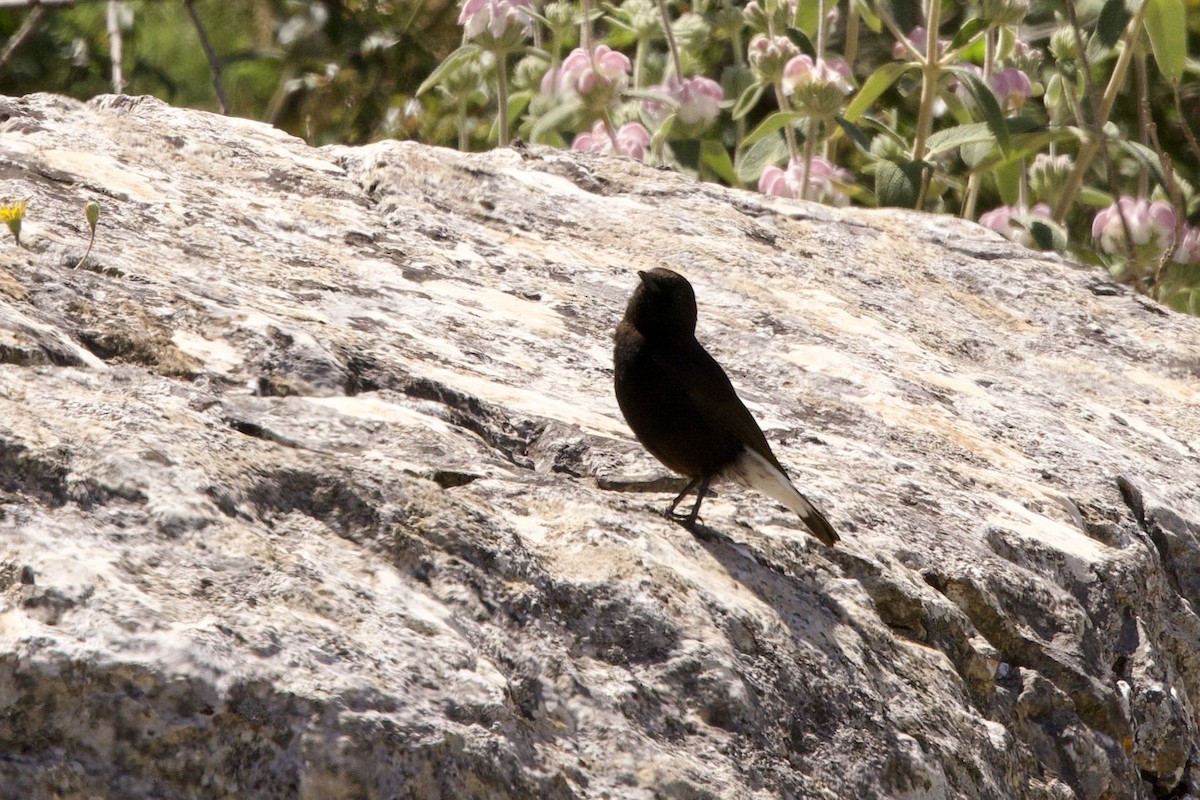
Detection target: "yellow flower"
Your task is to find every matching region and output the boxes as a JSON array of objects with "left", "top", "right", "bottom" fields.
[
  {"left": 0, "top": 200, "right": 26, "bottom": 246},
  {"left": 0, "top": 200, "right": 26, "bottom": 223}
]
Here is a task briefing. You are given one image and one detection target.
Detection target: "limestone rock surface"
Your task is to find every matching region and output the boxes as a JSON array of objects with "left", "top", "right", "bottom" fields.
[{"left": 1, "top": 93, "right": 1199, "bottom": 799}]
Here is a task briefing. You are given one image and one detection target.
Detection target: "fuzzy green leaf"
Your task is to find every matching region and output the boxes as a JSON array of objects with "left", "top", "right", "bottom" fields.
[
  {"left": 732, "top": 82, "right": 766, "bottom": 121},
  {"left": 947, "top": 18, "right": 987, "bottom": 53},
  {"left": 735, "top": 133, "right": 791, "bottom": 183},
  {"left": 843, "top": 62, "right": 915, "bottom": 123},
  {"left": 833, "top": 116, "right": 872, "bottom": 153},
  {"left": 529, "top": 97, "right": 583, "bottom": 143},
  {"left": 416, "top": 44, "right": 482, "bottom": 96},
  {"left": 701, "top": 140, "right": 738, "bottom": 185},
  {"left": 1144, "top": 0, "right": 1187, "bottom": 83},
  {"left": 1116, "top": 139, "right": 1169, "bottom": 186},
  {"left": 875, "top": 158, "right": 926, "bottom": 208},
  {"left": 741, "top": 110, "right": 802, "bottom": 148},
  {"left": 994, "top": 159, "right": 1023, "bottom": 206},
  {"left": 947, "top": 66, "right": 1010, "bottom": 154},
  {"left": 1094, "top": 0, "right": 1132, "bottom": 49}
]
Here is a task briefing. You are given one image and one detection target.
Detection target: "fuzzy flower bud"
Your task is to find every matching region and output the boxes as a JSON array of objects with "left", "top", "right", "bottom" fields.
[
  {"left": 1049, "top": 27, "right": 1079, "bottom": 63},
  {"left": 457, "top": 0, "right": 533, "bottom": 47},
  {"left": 645, "top": 75, "right": 724, "bottom": 128},
  {"left": 979, "top": 203, "right": 1053, "bottom": 249},
  {"left": 748, "top": 34, "right": 800, "bottom": 83},
  {"left": 1091, "top": 197, "right": 1176, "bottom": 257},
  {"left": 550, "top": 45, "right": 632, "bottom": 112},
  {"left": 759, "top": 156, "right": 852, "bottom": 206},
  {"left": 742, "top": 0, "right": 798, "bottom": 34},
  {"left": 1028, "top": 153, "right": 1073, "bottom": 206},
  {"left": 781, "top": 54, "right": 852, "bottom": 118},
  {"left": 981, "top": 0, "right": 1030, "bottom": 27},
  {"left": 672, "top": 13, "right": 710, "bottom": 58},
  {"left": 572, "top": 120, "right": 651, "bottom": 162}
]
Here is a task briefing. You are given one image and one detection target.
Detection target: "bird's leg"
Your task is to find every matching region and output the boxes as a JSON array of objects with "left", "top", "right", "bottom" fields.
[
  {"left": 665, "top": 476, "right": 711, "bottom": 530},
  {"left": 665, "top": 477, "right": 701, "bottom": 519}
]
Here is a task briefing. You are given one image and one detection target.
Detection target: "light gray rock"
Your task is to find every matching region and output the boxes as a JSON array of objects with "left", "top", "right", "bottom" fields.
[{"left": 0, "top": 92, "right": 1198, "bottom": 799}]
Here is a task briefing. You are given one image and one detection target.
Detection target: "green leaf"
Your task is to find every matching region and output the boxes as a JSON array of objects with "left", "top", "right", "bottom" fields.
[
  {"left": 964, "top": 129, "right": 1081, "bottom": 175},
  {"left": 1159, "top": 263, "right": 1200, "bottom": 315},
  {"left": 947, "top": 66, "right": 1010, "bottom": 154},
  {"left": 926, "top": 116, "right": 1044, "bottom": 160},
  {"left": 875, "top": 158, "right": 926, "bottom": 208},
  {"left": 741, "top": 110, "right": 803, "bottom": 148},
  {"left": 1116, "top": 139, "right": 1169, "bottom": 185},
  {"left": 792, "top": 0, "right": 821, "bottom": 36},
  {"left": 832, "top": 116, "right": 871, "bottom": 153},
  {"left": 1094, "top": 0, "right": 1132, "bottom": 49},
  {"left": 947, "top": 18, "right": 987, "bottom": 53},
  {"left": 529, "top": 97, "right": 583, "bottom": 143},
  {"left": 925, "top": 121, "right": 996, "bottom": 158},
  {"left": 731, "top": 82, "right": 766, "bottom": 121},
  {"left": 994, "top": 158, "right": 1022, "bottom": 206},
  {"left": 855, "top": 114, "right": 908, "bottom": 149},
  {"left": 873, "top": 0, "right": 921, "bottom": 34},
  {"left": 650, "top": 114, "right": 676, "bottom": 161},
  {"left": 844, "top": 62, "right": 915, "bottom": 123},
  {"left": 1144, "top": 0, "right": 1187, "bottom": 83},
  {"left": 507, "top": 90, "right": 532, "bottom": 125},
  {"left": 416, "top": 44, "right": 482, "bottom": 96},
  {"left": 735, "top": 133, "right": 790, "bottom": 183},
  {"left": 784, "top": 27, "right": 816, "bottom": 58},
  {"left": 1078, "top": 186, "right": 1115, "bottom": 207},
  {"left": 700, "top": 139, "right": 738, "bottom": 185},
  {"left": 853, "top": 0, "right": 883, "bottom": 33}
]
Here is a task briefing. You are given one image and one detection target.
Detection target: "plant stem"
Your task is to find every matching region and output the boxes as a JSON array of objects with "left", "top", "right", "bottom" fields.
[
  {"left": 495, "top": 49, "right": 510, "bottom": 145},
  {"left": 657, "top": 0, "right": 683, "bottom": 82},
  {"left": 1051, "top": 0, "right": 1151, "bottom": 222},
  {"left": 910, "top": 0, "right": 941, "bottom": 163}
]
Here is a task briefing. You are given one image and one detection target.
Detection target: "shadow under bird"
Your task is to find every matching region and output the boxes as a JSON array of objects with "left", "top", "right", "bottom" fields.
[{"left": 613, "top": 268, "right": 839, "bottom": 546}]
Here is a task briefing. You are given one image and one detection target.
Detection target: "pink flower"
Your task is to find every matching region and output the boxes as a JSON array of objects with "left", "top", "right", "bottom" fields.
[
  {"left": 758, "top": 157, "right": 852, "bottom": 206},
  {"left": 554, "top": 45, "right": 631, "bottom": 97},
  {"left": 781, "top": 55, "right": 852, "bottom": 96},
  {"left": 893, "top": 27, "right": 946, "bottom": 59},
  {"left": 457, "top": 0, "right": 533, "bottom": 41},
  {"left": 572, "top": 121, "right": 651, "bottom": 162},
  {"left": 1173, "top": 227, "right": 1200, "bottom": 264},
  {"left": 990, "top": 67, "right": 1033, "bottom": 111},
  {"left": 1091, "top": 198, "right": 1176, "bottom": 255},
  {"left": 646, "top": 76, "right": 724, "bottom": 127},
  {"left": 979, "top": 203, "right": 1052, "bottom": 248}
]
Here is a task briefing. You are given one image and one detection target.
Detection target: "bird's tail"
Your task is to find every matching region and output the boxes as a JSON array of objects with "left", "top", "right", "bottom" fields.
[{"left": 726, "top": 448, "right": 840, "bottom": 546}]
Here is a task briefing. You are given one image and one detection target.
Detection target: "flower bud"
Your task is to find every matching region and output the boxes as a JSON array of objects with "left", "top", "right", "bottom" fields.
[
  {"left": 1028, "top": 153, "right": 1073, "bottom": 206},
  {"left": 981, "top": 0, "right": 1030, "bottom": 27},
  {"left": 1049, "top": 27, "right": 1079, "bottom": 63},
  {"left": 748, "top": 34, "right": 800, "bottom": 84},
  {"left": 759, "top": 156, "right": 852, "bottom": 206},
  {"left": 457, "top": 0, "right": 534, "bottom": 49},
  {"left": 781, "top": 54, "right": 852, "bottom": 118}
]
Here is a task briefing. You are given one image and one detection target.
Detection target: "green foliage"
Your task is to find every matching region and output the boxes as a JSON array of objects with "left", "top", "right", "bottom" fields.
[{"left": 2, "top": 0, "right": 1199, "bottom": 312}]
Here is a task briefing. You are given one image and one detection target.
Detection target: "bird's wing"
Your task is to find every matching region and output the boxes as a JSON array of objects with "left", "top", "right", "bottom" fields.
[{"left": 647, "top": 338, "right": 788, "bottom": 475}]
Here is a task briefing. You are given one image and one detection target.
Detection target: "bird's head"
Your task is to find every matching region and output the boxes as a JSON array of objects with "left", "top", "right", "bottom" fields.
[{"left": 624, "top": 268, "right": 698, "bottom": 339}]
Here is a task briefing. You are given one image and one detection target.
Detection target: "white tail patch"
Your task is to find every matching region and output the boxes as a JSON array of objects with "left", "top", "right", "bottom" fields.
[{"left": 725, "top": 448, "right": 820, "bottom": 522}]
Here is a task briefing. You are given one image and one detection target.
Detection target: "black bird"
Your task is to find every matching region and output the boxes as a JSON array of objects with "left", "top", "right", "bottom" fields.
[{"left": 613, "top": 268, "right": 838, "bottom": 545}]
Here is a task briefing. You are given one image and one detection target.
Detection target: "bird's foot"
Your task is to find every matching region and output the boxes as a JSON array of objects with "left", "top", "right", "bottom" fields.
[{"left": 665, "top": 509, "right": 701, "bottom": 530}]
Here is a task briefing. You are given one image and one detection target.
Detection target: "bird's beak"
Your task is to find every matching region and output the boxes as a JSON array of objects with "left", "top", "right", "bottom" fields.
[{"left": 636, "top": 270, "right": 650, "bottom": 283}]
